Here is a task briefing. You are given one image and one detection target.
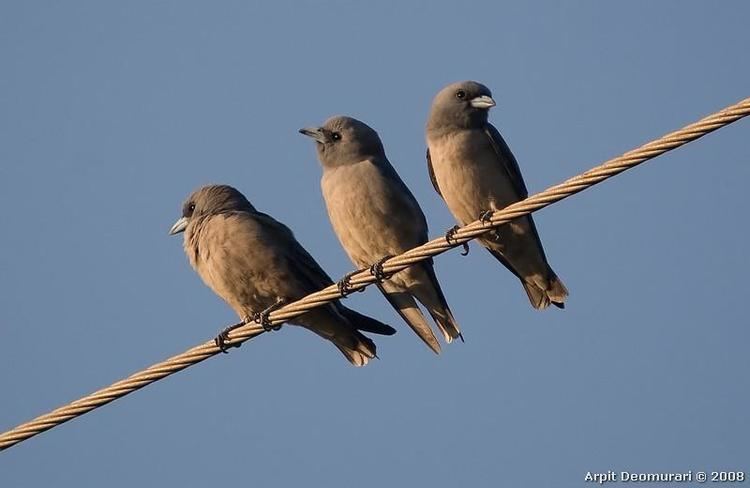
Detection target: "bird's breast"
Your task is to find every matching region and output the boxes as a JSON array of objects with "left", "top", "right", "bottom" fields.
[
  {"left": 321, "top": 162, "right": 414, "bottom": 267},
  {"left": 429, "top": 131, "right": 519, "bottom": 224}
]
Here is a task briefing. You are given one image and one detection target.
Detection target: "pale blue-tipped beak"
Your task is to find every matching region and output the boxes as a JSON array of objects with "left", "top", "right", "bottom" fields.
[
  {"left": 299, "top": 127, "right": 327, "bottom": 144},
  {"left": 470, "top": 95, "right": 496, "bottom": 109},
  {"left": 169, "top": 216, "right": 188, "bottom": 235}
]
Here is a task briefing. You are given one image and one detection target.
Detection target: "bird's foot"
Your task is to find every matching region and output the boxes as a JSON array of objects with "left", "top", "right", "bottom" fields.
[
  {"left": 214, "top": 321, "right": 244, "bottom": 353},
  {"left": 445, "top": 225, "right": 459, "bottom": 243},
  {"left": 337, "top": 270, "right": 365, "bottom": 295},
  {"left": 253, "top": 298, "right": 287, "bottom": 332},
  {"left": 445, "top": 225, "right": 470, "bottom": 256},
  {"left": 479, "top": 209, "right": 495, "bottom": 225},
  {"left": 369, "top": 255, "right": 394, "bottom": 282}
]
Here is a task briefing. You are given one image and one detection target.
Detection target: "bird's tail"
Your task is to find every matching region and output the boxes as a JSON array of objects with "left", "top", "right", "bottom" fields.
[
  {"left": 339, "top": 308, "right": 397, "bottom": 336},
  {"left": 377, "top": 281, "right": 442, "bottom": 354},
  {"left": 427, "top": 306, "right": 462, "bottom": 344},
  {"left": 300, "top": 306, "right": 394, "bottom": 367},
  {"left": 332, "top": 332, "right": 378, "bottom": 367},
  {"left": 522, "top": 268, "right": 568, "bottom": 310},
  {"left": 413, "top": 263, "right": 463, "bottom": 344},
  {"left": 337, "top": 307, "right": 396, "bottom": 366},
  {"left": 484, "top": 245, "right": 568, "bottom": 310}
]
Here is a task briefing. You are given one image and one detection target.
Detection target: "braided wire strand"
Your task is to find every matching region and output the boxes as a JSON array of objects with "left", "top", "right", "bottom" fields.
[{"left": 1, "top": 97, "right": 748, "bottom": 452}]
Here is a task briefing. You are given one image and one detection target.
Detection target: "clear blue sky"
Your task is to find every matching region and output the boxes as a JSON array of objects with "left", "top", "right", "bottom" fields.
[{"left": 1, "top": 2, "right": 748, "bottom": 486}]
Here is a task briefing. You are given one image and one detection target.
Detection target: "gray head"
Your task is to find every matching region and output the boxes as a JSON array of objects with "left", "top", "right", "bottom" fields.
[
  {"left": 299, "top": 115, "right": 386, "bottom": 168},
  {"left": 427, "top": 81, "right": 496, "bottom": 132},
  {"left": 169, "top": 184, "right": 256, "bottom": 235}
]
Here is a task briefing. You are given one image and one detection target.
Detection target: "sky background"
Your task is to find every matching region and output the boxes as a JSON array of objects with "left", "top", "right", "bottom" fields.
[{"left": 1, "top": 2, "right": 748, "bottom": 487}]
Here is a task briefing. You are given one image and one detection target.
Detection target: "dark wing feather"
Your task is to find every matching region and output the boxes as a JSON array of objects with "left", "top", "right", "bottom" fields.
[
  {"left": 483, "top": 124, "right": 529, "bottom": 198},
  {"left": 426, "top": 148, "right": 443, "bottom": 198},
  {"left": 252, "top": 211, "right": 396, "bottom": 336},
  {"left": 373, "top": 156, "right": 430, "bottom": 245},
  {"left": 483, "top": 124, "right": 549, "bottom": 263},
  {"left": 252, "top": 211, "right": 335, "bottom": 291}
]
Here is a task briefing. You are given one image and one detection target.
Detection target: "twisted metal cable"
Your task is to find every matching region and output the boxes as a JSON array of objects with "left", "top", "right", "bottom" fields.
[{"left": 1, "top": 96, "right": 748, "bottom": 452}]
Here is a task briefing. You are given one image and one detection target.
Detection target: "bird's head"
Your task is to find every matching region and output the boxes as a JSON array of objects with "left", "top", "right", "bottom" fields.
[
  {"left": 169, "top": 184, "right": 255, "bottom": 235},
  {"left": 427, "top": 80, "right": 495, "bottom": 131},
  {"left": 299, "top": 115, "right": 385, "bottom": 168}
]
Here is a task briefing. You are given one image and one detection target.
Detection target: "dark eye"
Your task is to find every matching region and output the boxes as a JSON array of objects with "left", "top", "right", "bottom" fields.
[
  {"left": 456, "top": 90, "right": 466, "bottom": 99},
  {"left": 186, "top": 203, "right": 196, "bottom": 215},
  {"left": 331, "top": 132, "right": 341, "bottom": 141}
]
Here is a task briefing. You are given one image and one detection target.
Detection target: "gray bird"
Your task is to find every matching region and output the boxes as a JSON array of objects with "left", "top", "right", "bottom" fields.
[
  {"left": 300, "top": 116, "right": 461, "bottom": 354},
  {"left": 426, "top": 81, "right": 568, "bottom": 309},
  {"left": 169, "top": 184, "right": 396, "bottom": 366}
]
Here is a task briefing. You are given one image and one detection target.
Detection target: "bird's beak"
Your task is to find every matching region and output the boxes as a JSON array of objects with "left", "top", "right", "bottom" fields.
[
  {"left": 470, "top": 95, "right": 496, "bottom": 109},
  {"left": 169, "top": 216, "right": 188, "bottom": 235},
  {"left": 298, "top": 127, "right": 327, "bottom": 144}
]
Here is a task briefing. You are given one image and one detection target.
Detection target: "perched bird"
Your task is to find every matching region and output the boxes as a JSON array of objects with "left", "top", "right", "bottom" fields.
[
  {"left": 426, "top": 81, "right": 568, "bottom": 309},
  {"left": 169, "top": 184, "right": 396, "bottom": 366},
  {"left": 300, "top": 116, "right": 461, "bottom": 354}
]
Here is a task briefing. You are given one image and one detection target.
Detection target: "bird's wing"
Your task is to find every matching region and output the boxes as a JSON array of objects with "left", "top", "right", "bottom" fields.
[
  {"left": 372, "top": 157, "right": 430, "bottom": 244},
  {"left": 482, "top": 124, "right": 549, "bottom": 262},
  {"left": 425, "top": 147, "right": 443, "bottom": 198},
  {"left": 483, "top": 123, "right": 529, "bottom": 198},
  {"left": 253, "top": 211, "right": 396, "bottom": 336},
  {"left": 252, "top": 211, "right": 336, "bottom": 292}
]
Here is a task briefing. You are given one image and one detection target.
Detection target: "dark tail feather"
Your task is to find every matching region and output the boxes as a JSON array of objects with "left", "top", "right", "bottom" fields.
[
  {"left": 417, "top": 263, "right": 462, "bottom": 343},
  {"left": 298, "top": 306, "right": 386, "bottom": 367},
  {"left": 521, "top": 269, "right": 568, "bottom": 310},
  {"left": 485, "top": 247, "right": 568, "bottom": 310},
  {"left": 332, "top": 331, "right": 377, "bottom": 367},
  {"left": 522, "top": 281, "right": 550, "bottom": 309},
  {"left": 339, "top": 307, "right": 396, "bottom": 336},
  {"left": 377, "top": 282, "right": 442, "bottom": 354},
  {"left": 546, "top": 270, "right": 568, "bottom": 309}
]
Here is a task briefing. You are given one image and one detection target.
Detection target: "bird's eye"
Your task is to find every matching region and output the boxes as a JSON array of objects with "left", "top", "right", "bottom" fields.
[
  {"left": 188, "top": 203, "right": 196, "bottom": 213},
  {"left": 331, "top": 132, "right": 341, "bottom": 141},
  {"left": 456, "top": 90, "right": 466, "bottom": 99}
]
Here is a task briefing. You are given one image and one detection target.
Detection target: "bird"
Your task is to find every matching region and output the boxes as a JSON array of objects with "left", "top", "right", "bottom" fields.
[
  {"left": 300, "top": 116, "right": 461, "bottom": 354},
  {"left": 169, "top": 184, "right": 396, "bottom": 366},
  {"left": 425, "top": 81, "right": 568, "bottom": 309}
]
